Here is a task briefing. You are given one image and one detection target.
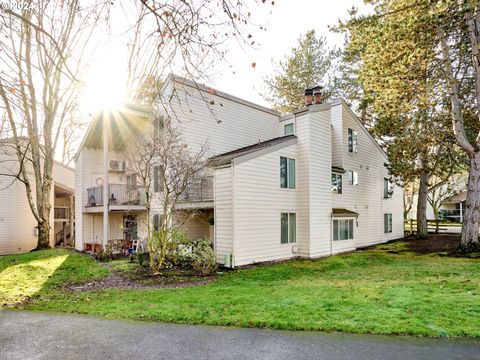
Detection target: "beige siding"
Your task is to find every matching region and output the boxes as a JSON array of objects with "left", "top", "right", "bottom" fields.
[
  {"left": 331, "top": 103, "right": 343, "bottom": 168},
  {"left": 214, "top": 167, "right": 233, "bottom": 264},
  {"left": 232, "top": 145, "right": 299, "bottom": 266},
  {"left": 307, "top": 107, "right": 334, "bottom": 257},
  {"left": 331, "top": 102, "right": 404, "bottom": 249},
  {"left": 168, "top": 81, "right": 279, "bottom": 157},
  {"left": 175, "top": 210, "right": 212, "bottom": 241}
]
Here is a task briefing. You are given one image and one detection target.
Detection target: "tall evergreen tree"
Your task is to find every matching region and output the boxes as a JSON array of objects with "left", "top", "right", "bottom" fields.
[{"left": 262, "top": 30, "right": 339, "bottom": 114}]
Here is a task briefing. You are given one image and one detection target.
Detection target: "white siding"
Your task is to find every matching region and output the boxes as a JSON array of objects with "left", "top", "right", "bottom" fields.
[
  {"left": 168, "top": 81, "right": 279, "bottom": 157},
  {"left": 232, "top": 145, "right": 298, "bottom": 266},
  {"left": 214, "top": 167, "right": 233, "bottom": 264},
  {"left": 331, "top": 102, "right": 404, "bottom": 249}
]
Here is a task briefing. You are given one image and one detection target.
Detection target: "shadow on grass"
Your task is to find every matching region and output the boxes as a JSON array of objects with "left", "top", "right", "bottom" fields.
[{"left": 0, "top": 249, "right": 108, "bottom": 307}]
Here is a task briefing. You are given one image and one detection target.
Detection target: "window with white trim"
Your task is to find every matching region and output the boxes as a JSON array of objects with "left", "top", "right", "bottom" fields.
[
  {"left": 348, "top": 128, "right": 358, "bottom": 153},
  {"left": 348, "top": 170, "right": 358, "bottom": 185},
  {"left": 384, "top": 213, "right": 393, "bottom": 233},
  {"left": 281, "top": 212, "right": 296, "bottom": 244},
  {"left": 384, "top": 178, "right": 394, "bottom": 198},
  {"left": 280, "top": 157, "right": 296, "bottom": 189},
  {"left": 284, "top": 123, "right": 294, "bottom": 135},
  {"left": 332, "top": 174, "right": 342, "bottom": 194},
  {"left": 333, "top": 219, "right": 355, "bottom": 241}
]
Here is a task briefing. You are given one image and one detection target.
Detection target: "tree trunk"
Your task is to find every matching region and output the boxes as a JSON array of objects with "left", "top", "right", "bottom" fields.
[
  {"left": 416, "top": 172, "right": 429, "bottom": 239},
  {"left": 461, "top": 151, "right": 480, "bottom": 246},
  {"left": 36, "top": 217, "right": 50, "bottom": 249}
]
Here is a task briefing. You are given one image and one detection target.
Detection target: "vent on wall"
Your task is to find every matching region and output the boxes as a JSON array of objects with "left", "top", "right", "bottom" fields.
[{"left": 108, "top": 160, "right": 126, "bottom": 172}]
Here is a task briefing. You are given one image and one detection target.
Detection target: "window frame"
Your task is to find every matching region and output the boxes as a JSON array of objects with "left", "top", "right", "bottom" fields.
[
  {"left": 280, "top": 156, "right": 296, "bottom": 189},
  {"left": 281, "top": 212, "right": 296, "bottom": 244},
  {"left": 384, "top": 178, "right": 394, "bottom": 198},
  {"left": 284, "top": 123, "right": 294, "bottom": 135},
  {"left": 348, "top": 128, "right": 358, "bottom": 153},
  {"left": 384, "top": 213, "right": 393, "bottom": 233},
  {"left": 331, "top": 173, "right": 343, "bottom": 194},
  {"left": 332, "top": 218, "right": 355, "bottom": 241},
  {"left": 348, "top": 170, "right": 358, "bottom": 185}
]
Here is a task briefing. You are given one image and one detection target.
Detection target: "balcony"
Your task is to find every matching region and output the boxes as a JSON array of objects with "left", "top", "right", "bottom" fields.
[
  {"left": 177, "top": 176, "right": 214, "bottom": 204},
  {"left": 86, "top": 184, "right": 147, "bottom": 208},
  {"left": 54, "top": 207, "right": 69, "bottom": 220}
]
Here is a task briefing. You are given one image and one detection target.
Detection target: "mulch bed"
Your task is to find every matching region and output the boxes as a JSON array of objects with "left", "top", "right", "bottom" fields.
[{"left": 402, "top": 233, "right": 462, "bottom": 254}]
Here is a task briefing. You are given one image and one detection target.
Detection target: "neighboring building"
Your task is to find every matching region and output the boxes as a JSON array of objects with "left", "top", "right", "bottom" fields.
[
  {"left": 0, "top": 138, "right": 75, "bottom": 255},
  {"left": 74, "top": 75, "right": 404, "bottom": 266}
]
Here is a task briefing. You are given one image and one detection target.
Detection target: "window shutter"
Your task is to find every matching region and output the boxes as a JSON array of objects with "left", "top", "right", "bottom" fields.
[{"left": 153, "top": 214, "right": 159, "bottom": 231}]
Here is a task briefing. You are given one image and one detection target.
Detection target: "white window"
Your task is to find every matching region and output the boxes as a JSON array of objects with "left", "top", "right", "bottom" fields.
[
  {"left": 280, "top": 157, "right": 295, "bottom": 189},
  {"left": 332, "top": 174, "right": 342, "bottom": 194},
  {"left": 281, "top": 213, "right": 296, "bottom": 244},
  {"left": 333, "top": 219, "right": 355, "bottom": 241},
  {"left": 284, "top": 123, "right": 294, "bottom": 135},
  {"left": 348, "top": 128, "right": 358, "bottom": 153},
  {"left": 348, "top": 170, "right": 358, "bottom": 185},
  {"left": 384, "top": 213, "right": 393, "bottom": 233},
  {"left": 384, "top": 178, "right": 394, "bottom": 198}
]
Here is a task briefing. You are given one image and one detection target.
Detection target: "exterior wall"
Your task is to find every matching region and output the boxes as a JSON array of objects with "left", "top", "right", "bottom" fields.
[
  {"left": 232, "top": 145, "right": 299, "bottom": 266},
  {"left": 0, "top": 143, "right": 74, "bottom": 255},
  {"left": 74, "top": 146, "right": 135, "bottom": 250},
  {"left": 331, "top": 102, "right": 404, "bottom": 248},
  {"left": 331, "top": 103, "right": 343, "bottom": 168},
  {"left": 307, "top": 107, "right": 334, "bottom": 257},
  {"left": 168, "top": 80, "right": 280, "bottom": 157},
  {"left": 175, "top": 209, "right": 213, "bottom": 241},
  {"left": 213, "top": 166, "right": 233, "bottom": 264}
]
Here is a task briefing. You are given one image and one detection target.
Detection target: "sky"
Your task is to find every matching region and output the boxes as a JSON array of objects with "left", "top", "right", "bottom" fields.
[
  {"left": 207, "top": 0, "right": 371, "bottom": 107},
  {"left": 81, "top": 0, "right": 372, "bottom": 114}
]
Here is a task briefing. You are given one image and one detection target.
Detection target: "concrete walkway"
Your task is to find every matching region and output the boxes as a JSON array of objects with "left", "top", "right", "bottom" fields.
[{"left": 1, "top": 311, "right": 479, "bottom": 360}]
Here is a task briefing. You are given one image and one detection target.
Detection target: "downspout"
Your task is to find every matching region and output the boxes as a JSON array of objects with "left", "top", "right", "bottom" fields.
[{"left": 231, "top": 163, "right": 236, "bottom": 268}]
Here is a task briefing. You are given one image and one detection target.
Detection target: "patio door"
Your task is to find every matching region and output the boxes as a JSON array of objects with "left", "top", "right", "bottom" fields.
[{"left": 123, "top": 215, "right": 138, "bottom": 241}]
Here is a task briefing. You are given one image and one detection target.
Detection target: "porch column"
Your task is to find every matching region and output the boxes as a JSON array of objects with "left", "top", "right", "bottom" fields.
[
  {"left": 460, "top": 202, "right": 463, "bottom": 223},
  {"left": 69, "top": 194, "right": 74, "bottom": 246},
  {"left": 103, "top": 112, "right": 110, "bottom": 247}
]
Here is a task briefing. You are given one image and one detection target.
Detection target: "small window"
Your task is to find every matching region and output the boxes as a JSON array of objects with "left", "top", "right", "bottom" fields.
[
  {"left": 153, "top": 214, "right": 160, "bottom": 231},
  {"left": 332, "top": 174, "right": 342, "bottom": 194},
  {"left": 384, "top": 213, "right": 393, "bottom": 233},
  {"left": 348, "top": 128, "right": 358, "bottom": 153},
  {"left": 284, "top": 123, "right": 294, "bottom": 135},
  {"left": 280, "top": 157, "right": 295, "bottom": 189},
  {"left": 384, "top": 178, "right": 394, "bottom": 198},
  {"left": 333, "top": 219, "right": 355, "bottom": 241},
  {"left": 348, "top": 170, "right": 358, "bottom": 185},
  {"left": 281, "top": 212, "right": 296, "bottom": 244}
]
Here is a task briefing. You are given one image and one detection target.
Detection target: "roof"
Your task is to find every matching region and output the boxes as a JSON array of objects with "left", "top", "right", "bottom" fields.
[
  {"left": 165, "top": 74, "right": 280, "bottom": 116},
  {"left": 209, "top": 135, "right": 296, "bottom": 167},
  {"left": 332, "top": 208, "right": 359, "bottom": 218}
]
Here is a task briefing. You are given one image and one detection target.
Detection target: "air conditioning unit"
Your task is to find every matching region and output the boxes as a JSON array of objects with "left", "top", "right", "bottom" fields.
[{"left": 108, "top": 160, "right": 126, "bottom": 172}]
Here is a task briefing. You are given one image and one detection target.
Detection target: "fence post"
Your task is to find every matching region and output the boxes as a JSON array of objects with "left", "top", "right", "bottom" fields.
[
  {"left": 410, "top": 218, "right": 413, "bottom": 235},
  {"left": 435, "top": 219, "right": 439, "bottom": 233}
]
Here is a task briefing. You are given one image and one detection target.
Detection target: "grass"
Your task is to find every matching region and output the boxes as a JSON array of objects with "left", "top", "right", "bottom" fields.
[{"left": 1, "top": 242, "right": 479, "bottom": 338}]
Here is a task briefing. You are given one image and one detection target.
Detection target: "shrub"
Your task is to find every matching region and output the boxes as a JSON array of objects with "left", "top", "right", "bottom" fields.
[
  {"left": 94, "top": 247, "right": 114, "bottom": 262},
  {"left": 164, "top": 229, "right": 192, "bottom": 268},
  {"left": 190, "top": 238, "right": 217, "bottom": 276}
]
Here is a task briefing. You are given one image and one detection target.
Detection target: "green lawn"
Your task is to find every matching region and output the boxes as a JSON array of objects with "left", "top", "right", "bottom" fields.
[{"left": 1, "top": 242, "right": 479, "bottom": 337}]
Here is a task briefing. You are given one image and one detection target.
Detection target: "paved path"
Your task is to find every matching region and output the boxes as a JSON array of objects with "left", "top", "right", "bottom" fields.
[{"left": 1, "top": 310, "right": 479, "bottom": 360}]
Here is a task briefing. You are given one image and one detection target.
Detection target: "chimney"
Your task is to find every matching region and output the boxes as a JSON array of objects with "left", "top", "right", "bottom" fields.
[
  {"left": 312, "top": 85, "right": 324, "bottom": 104},
  {"left": 304, "top": 88, "right": 313, "bottom": 106}
]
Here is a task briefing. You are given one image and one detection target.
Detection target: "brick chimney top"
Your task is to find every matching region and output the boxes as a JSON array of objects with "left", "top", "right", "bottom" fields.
[{"left": 304, "top": 85, "right": 324, "bottom": 106}]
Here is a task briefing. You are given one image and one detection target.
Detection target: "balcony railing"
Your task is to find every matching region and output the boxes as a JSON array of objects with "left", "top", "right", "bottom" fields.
[
  {"left": 54, "top": 207, "right": 69, "bottom": 219},
  {"left": 86, "top": 184, "right": 146, "bottom": 206},
  {"left": 177, "top": 176, "right": 214, "bottom": 203},
  {"left": 439, "top": 209, "right": 464, "bottom": 223}
]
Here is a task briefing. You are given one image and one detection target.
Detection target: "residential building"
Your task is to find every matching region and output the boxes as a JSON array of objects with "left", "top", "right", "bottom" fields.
[
  {"left": 0, "top": 138, "right": 75, "bottom": 255},
  {"left": 74, "top": 75, "right": 404, "bottom": 266}
]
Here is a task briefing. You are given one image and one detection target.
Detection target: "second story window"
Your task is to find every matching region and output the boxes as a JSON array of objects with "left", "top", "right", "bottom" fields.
[
  {"left": 332, "top": 174, "right": 342, "bottom": 194},
  {"left": 384, "top": 178, "right": 394, "bottom": 198},
  {"left": 284, "top": 123, "right": 294, "bottom": 135},
  {"left": 280, "top": 157, "right": 296, "bottom": 189},
  {"left": 348, "top": 170, "right": 358, "bottom": 185},
  {"left": 348, "top": 128, "right": 358, "bottom": 153}
]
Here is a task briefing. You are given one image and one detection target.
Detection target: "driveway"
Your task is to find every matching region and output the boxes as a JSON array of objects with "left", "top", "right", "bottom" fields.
[{"left": 1, "top": 310, "right": 479, "bottom": 360}]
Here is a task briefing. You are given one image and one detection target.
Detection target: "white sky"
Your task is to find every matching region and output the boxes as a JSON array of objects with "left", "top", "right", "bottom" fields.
[
  {"left": 82, "top": 0, "right": 371, "bottom": 112},
  {"left": 207, "top": 0, "right": 371, "bottom": 107}
]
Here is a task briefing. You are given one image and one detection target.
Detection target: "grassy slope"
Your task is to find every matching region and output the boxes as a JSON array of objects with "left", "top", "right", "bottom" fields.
[{"left": 1, "top": 243, "right": 479, "bottom": 337}]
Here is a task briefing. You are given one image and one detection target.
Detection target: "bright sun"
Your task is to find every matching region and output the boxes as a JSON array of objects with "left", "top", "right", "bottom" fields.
[{"left": 83, "top": 47, "right": 127, "bottom": 113}]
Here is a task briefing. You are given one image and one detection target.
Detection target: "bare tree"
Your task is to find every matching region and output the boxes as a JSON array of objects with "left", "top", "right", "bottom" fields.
[{"left": 0, "top": 1, "right": 106, "bottom": 248}]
